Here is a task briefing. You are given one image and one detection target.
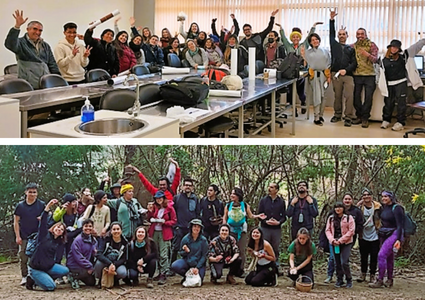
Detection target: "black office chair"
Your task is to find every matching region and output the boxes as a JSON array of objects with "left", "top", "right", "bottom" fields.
[
  {"left": 86, "top": 69, "right": 111, "bottom": 83},
  {"left": 132, "top": 64, "right": 150, "bottom": 76},
  {"left": 168, "top": 53, "right": 182, "bottom": 67},
  {"left": 99, "top": 89, "right": 137, "bottom": 111},
  {"left": 0, "top": 78, "right": 33, "bottom": 95},
  {"left": 138, "top": 83, "right": 162, "bottom": 105},
  {"left": 4, "top": 64, "right": 18, "bottom": 75},
  {"left": 39, "top": 74, "right": 69, "bottom": 89},
  {"left": 200, "top": 116, "right": 235, "bottom": 138}
]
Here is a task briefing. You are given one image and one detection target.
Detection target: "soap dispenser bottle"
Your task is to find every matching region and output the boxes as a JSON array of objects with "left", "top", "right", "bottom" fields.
[{"left": 81, "top": 96, "right": 94, "bottom": 123}]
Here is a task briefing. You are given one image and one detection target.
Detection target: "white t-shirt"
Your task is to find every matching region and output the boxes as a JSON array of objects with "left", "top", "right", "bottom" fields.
[
  {"left": 362, "top": 206, "right": 378, "bottom": 241},
  {"left": 155, "top": 208, "right": 165, "bottom": 231}
]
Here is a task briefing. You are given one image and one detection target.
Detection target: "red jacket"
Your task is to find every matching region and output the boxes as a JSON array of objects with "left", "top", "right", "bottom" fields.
[
  {"left": 326, "top": 214, "right": 355, "bottom": 245},
  {"left": 147, "top": 204, "right": 177, "bottom": 241},
  {"left": 118, "top": 45, "right": 137, "bottom": 73},
  {"left": 138, "top": 168, "right": 181, "bottom": 205}
]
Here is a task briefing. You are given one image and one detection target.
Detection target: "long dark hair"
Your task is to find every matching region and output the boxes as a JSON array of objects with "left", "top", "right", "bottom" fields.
[
  {"left": 114, "top": 31, "right": 129, "bottom": 58},
  {"left": 129, "top": 34, "right": 142, "bottom": 59},
  {"left": 247, "top": 227, "right": 264, "bottom": 251},
  {"left": 133, "top": 226, "right": 151, "bottom": 255},
  {"left": 187, "top": 22, "right": 200, "bottom": 39},
  {"left": 295, "top": 227, "right": 312, "bottom": 257}
]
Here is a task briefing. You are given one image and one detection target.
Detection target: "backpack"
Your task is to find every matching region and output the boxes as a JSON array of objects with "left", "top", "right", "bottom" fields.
[
  {"left": 202, "top": 68, "right": 230, "bottom": 82},
  {"left": 160, "top": 81, "right": 210, "bottom": 106},
  {"left": 278, "top": 52, "right": 303, "bottom": 79},
  {"left": 393, "top": 204, "right": 417, "bottom": 236},
  {"left": 25, "top": 232, "right": 39, "bottom": 257},
  {"left": 209, "top": 80, "right": 228, "bottom": 90},
  {"left": 269, "top": 58, "right": 285, "bottom": 70}
]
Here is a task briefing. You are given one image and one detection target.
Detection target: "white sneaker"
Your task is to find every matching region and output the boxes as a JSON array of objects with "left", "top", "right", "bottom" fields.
[
  {"left": 392, "top": 122, "right": 404, "bottom": 131},
  {"left": 381, "top": 121, "right": 390, "bottom": 129},
  {"left": 20, "top": 277, "right": 27, "bottom": 286}
]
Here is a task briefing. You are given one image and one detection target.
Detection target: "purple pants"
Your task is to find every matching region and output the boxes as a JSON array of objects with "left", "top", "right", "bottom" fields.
[{"left": 378, "top": 230, "right": 399, "bottom": 280}]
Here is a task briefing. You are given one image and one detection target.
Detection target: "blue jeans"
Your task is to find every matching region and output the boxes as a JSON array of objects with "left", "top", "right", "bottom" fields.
[
  {"left": 170, "top": 259, "right": 206, "bottom": 281},
  {"left": 327, "top": 242, "right": 335, "bottom": 277},
  {"left": 29, "top": 264, "right": 69, "bottom": 291}
]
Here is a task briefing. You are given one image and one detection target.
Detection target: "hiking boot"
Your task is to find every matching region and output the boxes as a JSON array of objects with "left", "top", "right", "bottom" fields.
[
  {"left": 330, "top": 116, "right": 341, "bottom": 123},
  {"left": 20, "top": 277, "right": 27, "bottom": 286},
  {"left": 346, "top": 280, "right": 353, "bottom": 288},
  {"left": 210, "top": 277, "right": 219, "bottom": 284},
  {"left": 324, "top": 276, "right": 333, "bottom": 284},
  {"left": 381, "top": 121, "right": 390, "bottom": 129},
  {"left": 344, "top": 119, "right": 352, "bottom": 127},
  {"left": 392, "top": 122, "right": 404, "bottom": 131},
  {"left": 132, "top": 277, "right": 139, "bottom": 286},
  {"left": 226, "top": 274, "right": 237, "bottom": 285},
  {"left": 270, "top": 274, "right": 278, "bottom": 287},
  {"left": 335, "top": 280, "right": 345, "bottom": 288},
  {"left": 68, "top": 273, "right": 80, "bottom": 289},
  {"left": 146, "top": 278, "right": 154, "bottom": 288},
  {"left": 362, "top": 120, "right": 369, "bottom": 128},
  {"left": 314, "top": 120, "right": 323, "bottom": 126},
  {"left": 157, "top": 274, "right": 167, "bottom": 285},
  {"left": 153, "top": 274, "right": 161, "bottom": 281},
  {"left": 123, "top": 278, "right": 132, "bottom": 286},
  {"left": 25, "top": 276, "right": 35, "bottom": 290},
  {"left": 369, "top": 279, "right": 384, "bottom": 288},
  {"left": 384, "top": 278, "right": 393, "bottom": 288},
  {"left": 319, "top": 117, "right": 325, "bottom": 122},
  {"left": 352, "top": 118, "right": 362, "bottom": 125},
  {"left": 357, "top": 273, "right": 366, "bottom": 283},
  {"left": 369, "top": 274, "right": 376, "bottom": 283},
  {"left": 165, "top": 270, "right": 175, "bottom": 277}
]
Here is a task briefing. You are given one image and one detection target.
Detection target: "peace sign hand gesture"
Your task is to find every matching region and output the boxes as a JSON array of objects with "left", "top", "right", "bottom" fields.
[
  {"left": 83, "top": 46, "right": 92, "bottom": 57},
  {"left": 13, "top": 10, "right": 28, "bottom": 28}
]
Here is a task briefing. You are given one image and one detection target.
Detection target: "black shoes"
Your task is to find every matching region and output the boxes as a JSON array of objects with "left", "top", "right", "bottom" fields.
[
  {"left": 25, "top": 276, "right": 35, "bottom": 290},
  {"left": 330, "top": 116, "right": 341, "bottom": 123},
  {"left": 314, "top": 120, "right": 323, "bottom": 126}
]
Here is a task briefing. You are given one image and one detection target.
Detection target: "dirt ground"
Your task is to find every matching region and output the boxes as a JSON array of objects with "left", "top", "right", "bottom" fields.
[{"left": 1, "top": 262, "right": 425, "bottom": 300}]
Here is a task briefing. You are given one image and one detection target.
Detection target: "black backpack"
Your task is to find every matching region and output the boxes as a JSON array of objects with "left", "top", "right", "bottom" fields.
[
  {"left": 25, "top": 232, "right": 39, "bottom": 257},
  {"left": 160, "top": 81, "right": 210, "bottom": 106},
  {"left": 278, "top": 52, "right": 303, "bottom": 79}
]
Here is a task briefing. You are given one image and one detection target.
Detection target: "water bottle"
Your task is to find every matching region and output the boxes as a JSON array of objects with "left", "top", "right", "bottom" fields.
[
  {"left": 393, "top": 246, "right": 398, "bottom": 254},
  {"left": 334, "top": 245, "right": 340, "bottom": 254},
  {"left": 81, "top": 96, "right": 94, "bottom": 123}
]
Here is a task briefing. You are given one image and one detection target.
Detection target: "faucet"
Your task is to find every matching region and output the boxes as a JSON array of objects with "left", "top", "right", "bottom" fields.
[{"left": 124, "top": 73, "right": 140, "bottom": 117}]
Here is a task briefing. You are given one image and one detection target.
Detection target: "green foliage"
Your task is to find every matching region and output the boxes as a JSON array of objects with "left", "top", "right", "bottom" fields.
[{"left": 395, "top": 257, "right": 410, "bottom": 268}]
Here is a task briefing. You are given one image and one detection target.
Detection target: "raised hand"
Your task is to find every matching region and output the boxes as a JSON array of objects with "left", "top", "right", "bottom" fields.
[
  {"left": 330, "top": 8, "right": 338, "bottom": 20},
  {"left": 129, "top": 16, "right": 136, "bottom": 27},
  {"left": 114, "top": 16, "right": 121, "bottom": 25},
  {"left": 271, "top": 9, "right": 279, "bottom": 17},
  {"left": 72, "top": 45, "right": 79, "bottom": 57},
  {"left": 13, "top": 10, "right": 28, "bottom": 28},
  {"left": 76, "top": 34, "right": 84, "bottom": 40},
  {"left": 275, "top": 23, "right": 282, "bottom": 29}
]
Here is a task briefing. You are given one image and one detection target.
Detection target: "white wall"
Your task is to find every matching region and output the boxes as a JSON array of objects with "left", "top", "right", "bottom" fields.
[{"left": 0, "top": 0, "right": 134, "bottom": 73}]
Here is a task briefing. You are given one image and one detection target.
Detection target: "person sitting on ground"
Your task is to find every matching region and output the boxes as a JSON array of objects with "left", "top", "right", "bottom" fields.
[
  {"left": 185, "top": 39, "right": 209, "bottom": 70},
  {"left": 26, "top": 199, "right": 69, "bottom": 291},
  {"left": 326, "top": 202, "right": 355, "bottom": 288},
  {"left": 5, "top": 10, "right": 60, "bottom": 89},
  {"left": 170, "top": 219, "right": 209, "bottom": 284},
  {"left": 131, "top": 158, "right": 181, "bottom": 203},
  {"left": 288, "top": 227, "right": 316, "bottom": 286},
  {"left": 179, "top": 21, "right": 200, "bottom": 41},
  {"left": 208, "top": 224, "right": 241, "bottom": 285},
  {"left": 127, "top": 226, "right": 158, "bottom": 288},
  {"left": 52, "top": 193, "right": 81, "bottom": 257},
  {"left": 113, "top": 31, "right": 137, "bottom": 73},
  {"left": 84, "top": 26, "right": 119, "bottom": 78},
  {"left": 94, "top": 222, "right": 129, "bottom": 286},
  {"left": 54, "top": 22, "right": 91, "bottom": 85},
  {"left": 66, "top": 219, "right": 97, "bottom": 289},
  {"left": 245, "top": 227, "right": 278, "bottom": 287},
  {"left": 80, "top": 190, "right": 110, "bottom": 238},
  {"left": 146, "top": 191, "right": 177, "bottom": 285}
]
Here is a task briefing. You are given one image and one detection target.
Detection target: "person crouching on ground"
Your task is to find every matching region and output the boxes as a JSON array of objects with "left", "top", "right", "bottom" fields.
[
  {"left": 127, "top": 226, "right": 158, "bottom": 288},
  {"left": 170, "top": 219, "right": 208, "bottom": 284},
  {"left": 208, "top": 224, "right": 241, "bottom": 285},
  {"left": 66, "top": 218, "right": 97, "bottom": 289},
  {"left": 288, "top": 227, "right": 316, "bottom": 287},
  {"left": 26, "top": 199, "right": 69, "bottom": 291},
  {"left": 245, "top": 227, "right": 278, "bottom": 287}
]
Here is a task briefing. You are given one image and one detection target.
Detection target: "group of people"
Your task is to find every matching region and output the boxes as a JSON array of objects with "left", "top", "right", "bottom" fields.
[{"left": 14, "top": 158, "right": 406, "bottom": 292}]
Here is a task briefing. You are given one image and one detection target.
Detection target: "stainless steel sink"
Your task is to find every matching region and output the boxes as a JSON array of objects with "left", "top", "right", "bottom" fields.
[{"left": 75, "top": 118, "right": 148, "bottom": 136}]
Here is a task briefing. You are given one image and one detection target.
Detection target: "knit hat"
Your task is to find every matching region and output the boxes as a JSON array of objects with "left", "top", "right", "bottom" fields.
[
  {"left": 289, "top": 27, "right": 302, "bottom": 41},
  {"left": 120, "top": 184, "right": 134, "bottom": 195},
  {"left": 63, "top": 193, "right": 76, "bottom": 203},
  {"left": 94, "top": 190, "right": 106, "bottom": 203}
]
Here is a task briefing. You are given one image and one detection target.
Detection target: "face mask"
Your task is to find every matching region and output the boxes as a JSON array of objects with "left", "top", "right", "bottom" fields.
[{"left": 268, "top": 38, "right": 275, "bottom": 43}]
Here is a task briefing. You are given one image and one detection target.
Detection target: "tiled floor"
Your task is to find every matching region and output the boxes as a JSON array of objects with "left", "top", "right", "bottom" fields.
[{"left": 256, "top": 107, "right": 425, "bottom": 139}]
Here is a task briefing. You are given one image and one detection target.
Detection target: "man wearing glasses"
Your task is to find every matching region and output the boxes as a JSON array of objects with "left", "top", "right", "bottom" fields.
[
  {"left": 287, "top": 181, "right": 318, "bottom": 241},
  {"left": 356, "top": 188, "right": 382, "bottom": 284},
  {"left": 171, "top": 178, "right": 200, "bottom": 264}
]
